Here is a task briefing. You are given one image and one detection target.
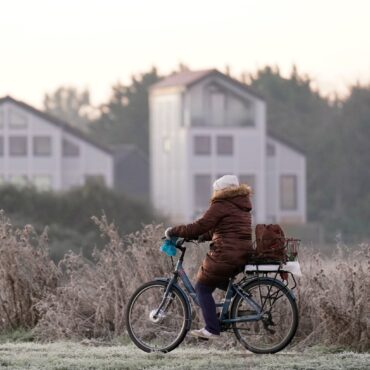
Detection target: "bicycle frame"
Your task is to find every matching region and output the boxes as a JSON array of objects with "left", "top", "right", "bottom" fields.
[{"left": 154, "top": 245, "right": 264, "bottom": 325}]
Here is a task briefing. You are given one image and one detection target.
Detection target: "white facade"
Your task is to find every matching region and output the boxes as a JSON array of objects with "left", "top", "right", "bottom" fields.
[
  {"left": 0, "top": 96, "right": 113, "bottom": 191},
  {"left": 150, "top": 70, "right": 306, "bottom": 225}
]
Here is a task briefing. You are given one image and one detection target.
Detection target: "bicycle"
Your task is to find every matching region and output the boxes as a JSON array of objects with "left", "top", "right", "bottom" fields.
[{"left": 125, "top": 238, "right": 300, "bottom": 354}]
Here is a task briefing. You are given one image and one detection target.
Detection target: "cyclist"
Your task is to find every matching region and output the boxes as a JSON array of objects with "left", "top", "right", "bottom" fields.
[{"left": 165, "top": 174, "right": 253, "bottom": 340}]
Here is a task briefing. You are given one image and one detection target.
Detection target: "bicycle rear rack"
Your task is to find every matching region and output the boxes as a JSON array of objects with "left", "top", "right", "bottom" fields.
[{"left": 242, "top": 264, "right": 297, "bottom": 291}]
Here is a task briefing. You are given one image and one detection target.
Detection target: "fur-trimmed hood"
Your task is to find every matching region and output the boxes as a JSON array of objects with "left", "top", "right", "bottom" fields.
[{"left": 211, "top": 184, "right": 252, "bottom": 212}]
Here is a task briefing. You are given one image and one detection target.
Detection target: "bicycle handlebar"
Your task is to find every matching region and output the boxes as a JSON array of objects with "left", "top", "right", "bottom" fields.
[
  {"left": 161, "top": 236, "right": 189, "bottom": 250},
  {"left": 161, "top": 236, "right": 200, "bottom": 262}
]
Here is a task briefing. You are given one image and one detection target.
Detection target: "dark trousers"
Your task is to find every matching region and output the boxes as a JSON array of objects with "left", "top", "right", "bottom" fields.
[{"left": 195, "top": 282, "right": 220, "bottom": 335}]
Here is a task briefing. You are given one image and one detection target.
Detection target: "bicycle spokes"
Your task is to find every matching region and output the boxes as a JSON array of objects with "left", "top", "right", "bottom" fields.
[
  {"left": 126, "top": 281, "right": 189, "bottom": 352},
  {"left": 231, "top": 278, "right": 298, "bottom": 353}
]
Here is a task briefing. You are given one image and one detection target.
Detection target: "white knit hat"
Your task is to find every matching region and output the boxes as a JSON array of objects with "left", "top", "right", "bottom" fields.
[{"left": 213, "top": 175, "right": 239, "bottom": 191}]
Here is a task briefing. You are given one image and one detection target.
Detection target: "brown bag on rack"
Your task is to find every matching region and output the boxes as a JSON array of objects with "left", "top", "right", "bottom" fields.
[{"left": 254, "top": 224, "right": 287, "bottom": 263}]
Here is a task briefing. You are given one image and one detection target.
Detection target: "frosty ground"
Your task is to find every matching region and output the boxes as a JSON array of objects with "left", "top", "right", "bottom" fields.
[{"left": 0, "top": 342, "right": 369, "bottom": 370}]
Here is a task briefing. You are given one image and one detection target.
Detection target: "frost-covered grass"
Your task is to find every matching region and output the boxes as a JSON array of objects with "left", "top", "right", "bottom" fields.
[{"left": 0, "top": 342, "right": 368, "bottom": 370}]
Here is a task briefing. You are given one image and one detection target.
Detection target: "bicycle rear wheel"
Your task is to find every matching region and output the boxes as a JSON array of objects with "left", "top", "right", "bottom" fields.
[
  {"left": 125, "top": 280, "right": 190, "bottom": 352},
  {"left": 230, "top": 278, "right": 298, "bottom": 354}
]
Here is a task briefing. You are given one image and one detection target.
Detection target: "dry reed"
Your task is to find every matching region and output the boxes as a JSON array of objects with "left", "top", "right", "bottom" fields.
[
  {"left": 34, "top": 215, "right": 172, "bottom": 339},
  {"left": 0, "top": 212, "right": 368, "bottom": 351},
  {"left": 296, "top": 244, "right": 370, "bottom": 351},
  {"left": 0, "top": 211, "right": 58, "bottom": 331}
]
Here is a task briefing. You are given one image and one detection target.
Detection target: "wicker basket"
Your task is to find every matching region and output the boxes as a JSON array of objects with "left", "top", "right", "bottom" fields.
[{"left": 247, "top": 237, "right": 300, "bottom": 264}]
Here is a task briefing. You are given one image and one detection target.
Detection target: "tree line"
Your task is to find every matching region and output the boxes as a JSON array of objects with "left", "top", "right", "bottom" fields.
[
  {"left": 0, "top": 181, "right": 159, "bottom": 260},
  {"left": 43, "top": 65, "right": 370, "bottom": 243}
]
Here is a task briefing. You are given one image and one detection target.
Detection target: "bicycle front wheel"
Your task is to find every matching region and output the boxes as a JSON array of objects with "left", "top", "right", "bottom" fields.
[
  {"left": 125, "top": 280, "right": 190, "bottom": 352},
  {"left": 230, "top": 278, "right": 298, "bottom": 354}
]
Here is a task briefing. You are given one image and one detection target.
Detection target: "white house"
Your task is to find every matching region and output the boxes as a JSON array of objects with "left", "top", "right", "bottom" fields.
[
  {"left": 149, "top": 69, "right": 306, "bottom": 224},
  {"left": 0, "top": 96, "right": 114, "bottom": 191}
]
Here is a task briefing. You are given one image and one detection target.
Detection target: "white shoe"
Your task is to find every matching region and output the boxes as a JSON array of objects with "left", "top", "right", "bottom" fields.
[{"left": 190, "top": 327, "right": 220, "bottom": 340}]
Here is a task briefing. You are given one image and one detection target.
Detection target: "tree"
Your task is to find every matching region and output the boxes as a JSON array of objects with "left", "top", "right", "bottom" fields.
[
  {"left": 43, "top": 87, "right": 93, "bottom": 131},
  {"left": 248, "top": 66, "right": 370, "bottom": 242},
  {"left": 249, "top": 66, "right": 339, "bottom": 224},
  {"left": 90, "top": 67, "right": 160, "bottom": 153},
  {"left": 0, "top": 182, "right": 162, "bottom": 260},
  {"left": 333, "top": 84, "right": 370, "bottom": 238}
]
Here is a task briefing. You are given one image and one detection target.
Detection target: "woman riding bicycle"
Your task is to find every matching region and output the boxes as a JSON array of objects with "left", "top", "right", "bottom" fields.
[{"left": 165, "top": 174, "right": 253, "bottom": 340}]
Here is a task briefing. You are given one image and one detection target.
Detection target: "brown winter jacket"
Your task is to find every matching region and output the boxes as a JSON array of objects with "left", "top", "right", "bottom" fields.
[{"left": 169, "top": 184, "right": 253, "bottom": 287}]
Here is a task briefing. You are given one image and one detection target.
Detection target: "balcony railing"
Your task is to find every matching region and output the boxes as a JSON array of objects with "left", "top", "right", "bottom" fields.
[{"left": 191, "top": 117, "right": 254, "bottom": 127}]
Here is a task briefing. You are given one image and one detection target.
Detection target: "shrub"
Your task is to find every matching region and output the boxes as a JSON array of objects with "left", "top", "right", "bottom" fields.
[
  {"left": 0, "top": 212, "right": 58, "bottom": 331},
  {"left": 0, "top": 183, "right": 162, "bottom": 260},
  {"left": 296, "top": 244, "right": 370, "bottom": 351},
  {"left": 34, "top": 216, "right": 171, "bottom": 339}
]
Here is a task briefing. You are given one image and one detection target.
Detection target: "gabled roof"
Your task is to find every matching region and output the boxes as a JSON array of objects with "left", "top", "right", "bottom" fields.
[
  {"left": 0, "top": 96, "right": 113, "bottom": 154},
  {"left": 150, "top": 69, "right": 265, "bottom": 101},
  {"left": 150, "top": 69, "right": 214, "bottom": 89},
  {"left": 267, "top": 130, "right": 305, "bottom": 156}
]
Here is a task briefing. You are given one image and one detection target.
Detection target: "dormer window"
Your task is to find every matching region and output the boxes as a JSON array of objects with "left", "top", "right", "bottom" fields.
[
  {"left": 210, "top": 91, "right": 225, "bottom": 127},
  {"left": 193, "top": 82, "right": 255, "bottom": 127}
]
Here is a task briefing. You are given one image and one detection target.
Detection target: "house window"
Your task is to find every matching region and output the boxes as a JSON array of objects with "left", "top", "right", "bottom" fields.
[
  {"left": 33, "top": 136, "right": 52, "bottom": 156},
  {"left": 194, "top": 136, "right": 211, "bottom": 155},
  {"left": 33, "top": 175, "right": 52, "bottom": 191},
  {"left": 10, "top": 175, "right": 28, "bottom": 187},
  {"left": 194, "top": 174, "right": 212, "bottom": 209},
  {"left": 216, "top": 136, "right": 233, "bottom": 155},
  {"left": 267, "top": 143, "right": 276, "bottom": 156},
  {"left": 62, "top": 138, "right": 80, "bottom": 157},
  {"left": 0, "top": 136, "right": 4, "bottom": 156},
  {"left": 280, "top": 175, "right": 298, "bottom": 210},
  {"left": 9, "top": 109, "right": 27, "bottom": 128},
  {"left": 9, "top": 136, "right": 27, "bottom": 156}
]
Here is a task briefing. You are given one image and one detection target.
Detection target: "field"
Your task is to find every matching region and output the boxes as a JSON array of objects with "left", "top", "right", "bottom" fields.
[{"left": 0, "top": 341, "right": 369, "bottom": 370}]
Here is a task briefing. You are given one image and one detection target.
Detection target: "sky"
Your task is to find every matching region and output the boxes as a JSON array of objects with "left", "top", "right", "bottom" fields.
[{"left": 1, "top": 0, "right": 370, "bottom": 108}]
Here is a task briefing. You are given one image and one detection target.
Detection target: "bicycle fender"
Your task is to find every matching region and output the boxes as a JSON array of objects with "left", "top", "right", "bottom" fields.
[
  {"left": 240, "top": 276, "right": 296, "bottom": 301},
  {"left": 153, "top": 277, "right": 193, "bottom": 330}
]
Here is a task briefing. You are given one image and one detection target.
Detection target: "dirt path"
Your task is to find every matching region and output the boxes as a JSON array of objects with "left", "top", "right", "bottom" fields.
[{"left": 0, "top": 342, "right": 368, "bottom": 369}]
